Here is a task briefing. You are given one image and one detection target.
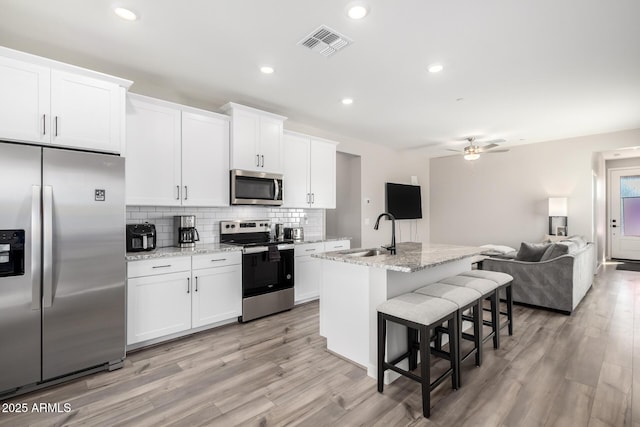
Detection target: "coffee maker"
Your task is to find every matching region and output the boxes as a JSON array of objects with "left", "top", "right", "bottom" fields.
[{"left": 174, "top": 215, "right": 200, "bottom": 248}]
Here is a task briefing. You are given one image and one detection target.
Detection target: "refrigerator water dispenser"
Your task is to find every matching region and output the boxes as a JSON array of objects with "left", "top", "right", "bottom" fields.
[{"left": 0, "top": 229, "right": 25, "bottom": 277}]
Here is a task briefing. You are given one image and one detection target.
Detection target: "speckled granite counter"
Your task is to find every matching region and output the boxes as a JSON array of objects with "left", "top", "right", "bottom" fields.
[
  {"left": 313, "top": 242, "right": 483, "bottom": 273},
  {"left": 293, "top": 236, "right": 352, "bottom": 244},
  {"left": 126, "top": 243, "right": 241, "bottom": 261}
]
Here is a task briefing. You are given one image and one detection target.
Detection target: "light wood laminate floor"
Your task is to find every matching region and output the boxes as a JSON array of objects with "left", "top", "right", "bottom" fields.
[{"left": 0, "top": 264, "right": 638, "bottom": 426}]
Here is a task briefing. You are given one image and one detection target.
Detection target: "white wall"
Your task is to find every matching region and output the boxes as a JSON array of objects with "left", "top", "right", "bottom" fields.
[{"left": 429, "top": 129, "right": 640, "bottom": 252}]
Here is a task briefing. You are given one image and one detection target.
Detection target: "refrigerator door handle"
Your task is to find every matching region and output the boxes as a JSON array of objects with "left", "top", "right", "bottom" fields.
[
  {"left": 31, "top": 185, "right": 42, "bottom": 310},
  {"left": 43, "top": 185, "right": 54, "bottom": 308}
]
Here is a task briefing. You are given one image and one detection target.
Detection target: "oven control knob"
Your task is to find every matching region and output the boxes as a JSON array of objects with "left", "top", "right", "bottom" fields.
[
  {"left": 231, "top": 224, "right": 236, "bottom": 228},
  {"left": 286, "top": 274, "right": 292, "bottom": 280},
  {"left": 225, "top": 224, "right": 230, "bottom": 228}
]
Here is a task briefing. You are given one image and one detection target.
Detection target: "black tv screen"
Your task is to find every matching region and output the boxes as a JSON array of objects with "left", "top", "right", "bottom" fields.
[{"left": 385, "top": 183, "right": 423, "bottom": 220}]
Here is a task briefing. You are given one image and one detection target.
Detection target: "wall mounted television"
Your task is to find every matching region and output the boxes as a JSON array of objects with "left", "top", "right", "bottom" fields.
[{"left": 385, "top": 182, "right": 423, "bottom": 220}]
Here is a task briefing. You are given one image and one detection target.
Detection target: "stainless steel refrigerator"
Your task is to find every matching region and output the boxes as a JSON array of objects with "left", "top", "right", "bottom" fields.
[{"left": 0, "top": 142, "right": 125, "bottom": 395}]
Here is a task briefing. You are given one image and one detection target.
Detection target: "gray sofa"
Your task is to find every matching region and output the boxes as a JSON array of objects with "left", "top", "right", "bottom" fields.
[{"left": 482, "top": 238, "right": 595, "bottom": 314}]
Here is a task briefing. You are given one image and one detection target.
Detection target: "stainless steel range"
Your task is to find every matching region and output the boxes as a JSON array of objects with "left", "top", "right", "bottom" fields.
[{"left": 220, "top": 219, "right": 294, "bottom": 322}]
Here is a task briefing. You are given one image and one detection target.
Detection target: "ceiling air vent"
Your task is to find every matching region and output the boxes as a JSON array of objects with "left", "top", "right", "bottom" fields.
[{"left": 298, "top": 25, "right": 353, "bottom": 57}]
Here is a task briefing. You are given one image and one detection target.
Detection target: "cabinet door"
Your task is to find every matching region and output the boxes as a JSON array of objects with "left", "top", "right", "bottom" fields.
[
  {"left": 50, "top": 70, "right": 122, "bottom": 153},
  {"left": 192, "top": 265, "right": 242, "bottom": 328},
  {"left": 126, "top": 96, "right": 182, "bottom": 205},
  {"left": 230, "top": 109, "right": 260, "bottom": 171},
  {"left": 127, "top": 271, "right": 192, "bottom": 345},
  {"left": 259, "top": 116, "right": 283, "bottom": 173},
  {"left": 182, "top": 111, "right": 229, "bottom": 206},
  {"left": 309, "top": 139, "right": 337, "bottom": 209},
  {"left": 294, "top": 243, "right": 324, "bottom": 303},
  {"left": 0, "top": 57, "right": 50, "bottom": 144},
  {"left": 282, "top": 133, "right": 310, "bottom": 208}
]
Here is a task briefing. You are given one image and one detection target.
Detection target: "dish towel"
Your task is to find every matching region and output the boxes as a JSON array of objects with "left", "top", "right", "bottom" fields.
[{"left": 268, "top": 245, "right": 281, "bottom": 262}]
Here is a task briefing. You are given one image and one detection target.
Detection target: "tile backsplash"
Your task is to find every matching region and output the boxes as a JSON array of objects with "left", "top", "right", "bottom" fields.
[{"left": 126, "top": 206, "right": 325, "bottom": 248}]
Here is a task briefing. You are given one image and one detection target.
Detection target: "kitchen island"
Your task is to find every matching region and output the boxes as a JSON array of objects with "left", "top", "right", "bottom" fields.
[{"left": 313, "top": 242, "right": 484, "bottom": 382}]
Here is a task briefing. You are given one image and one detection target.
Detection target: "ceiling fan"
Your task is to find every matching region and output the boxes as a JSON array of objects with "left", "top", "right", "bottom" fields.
[{"left": 447, "top": 137, "right": 509, "bottom": 161}]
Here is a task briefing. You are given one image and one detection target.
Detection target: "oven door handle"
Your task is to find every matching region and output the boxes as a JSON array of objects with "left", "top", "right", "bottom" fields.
[{"left": 243, "top": 244, "right": 294, "bottom": 254}]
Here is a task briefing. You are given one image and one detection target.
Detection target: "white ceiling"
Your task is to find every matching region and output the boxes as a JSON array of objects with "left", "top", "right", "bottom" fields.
[{"left": 1, "top": 0, "right": 639, "bottom": 156}]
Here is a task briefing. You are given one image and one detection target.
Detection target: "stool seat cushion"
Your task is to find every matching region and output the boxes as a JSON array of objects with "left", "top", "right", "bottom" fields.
[
  {"left": 414, "top": 283, "right": 482, "bottom": 307},
  {"left": 439, "top": 275, "right": 499, "bottom": 294},
  {"left": 459, "top": 270, "right": 513, "bottom": 286},
  {"left": 377, "top": 293, "right": 458, "bottom": 326}
]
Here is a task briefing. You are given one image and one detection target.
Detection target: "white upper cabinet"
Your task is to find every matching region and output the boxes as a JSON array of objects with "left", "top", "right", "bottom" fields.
[
  {"left": 0, "top": 47, "right": 130, "bottom": 154},
  {"left": 0, "top": 57, "right": 50, "bottom": 144},
  {"left": 126, "top": 96, "right": 182, "bottom": 206},
  {"left": 181, "top": 110, "right": 229, "bottom": 207},
  {"left": 283, "top": 131, "right": 338, "bottom": 209},
  {"left": 222, "top": 102, "right": 286, "bottom": 174},
  {"left": 126, "top": 94, "right": 230, "bottom": 207}
]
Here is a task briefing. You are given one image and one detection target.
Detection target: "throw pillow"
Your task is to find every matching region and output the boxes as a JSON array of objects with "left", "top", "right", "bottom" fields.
[
  {"left": 539, "top": 243, "right": 569, "bottom": 261},
  {"left": 516, "top": 242, "right": 550, "bottom": 262}
]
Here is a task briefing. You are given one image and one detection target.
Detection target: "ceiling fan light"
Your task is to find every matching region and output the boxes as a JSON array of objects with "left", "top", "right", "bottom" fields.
[{"left": 464, "top": 153, "right": 480, "bottom": 161}]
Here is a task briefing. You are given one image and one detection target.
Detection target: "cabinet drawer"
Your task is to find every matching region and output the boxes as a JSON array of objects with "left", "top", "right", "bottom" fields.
[
  {"left": 192, "top": 251, "right": 241, "bottom": 270},
  {"left": 324, "top": 240, "right": 350, "bottom": 252},
  {"left": 127, "top": 256, "right": 192, "bottom": 278},
  {"left": 295, "top": 242, "right": 325, "bottom": 257}
]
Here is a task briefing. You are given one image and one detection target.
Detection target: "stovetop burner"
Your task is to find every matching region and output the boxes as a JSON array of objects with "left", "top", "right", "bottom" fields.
[{"left": 219, "top": 219, "right": 295, "bottom": 247}]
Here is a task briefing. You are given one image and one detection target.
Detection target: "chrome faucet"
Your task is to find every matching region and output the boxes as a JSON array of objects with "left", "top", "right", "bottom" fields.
[{"left": 374, "top": 212, "right": 396, "bottom": 255}]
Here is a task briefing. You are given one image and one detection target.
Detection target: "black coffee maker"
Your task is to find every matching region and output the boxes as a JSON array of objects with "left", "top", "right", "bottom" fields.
[{"left": 174, "top": 215, "right": 199, "bottom": 248}]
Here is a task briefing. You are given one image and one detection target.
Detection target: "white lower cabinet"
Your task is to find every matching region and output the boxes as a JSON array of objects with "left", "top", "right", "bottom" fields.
[
  {"left": 127, "top": 258, "right": 192, "bottom": 345},
  {"left": 191, "top": 254, "right": 242, "bottom": 328},
  {"left": 295, "top": 240, "right": 350, "bottom": 304},
  {"left": 127, "top": 251, "right": 242, "bottom": 347}
]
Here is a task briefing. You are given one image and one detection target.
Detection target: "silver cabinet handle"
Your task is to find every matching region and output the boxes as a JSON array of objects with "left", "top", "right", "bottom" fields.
[
  {"left": 333, "top": 245, "right": 345, "bottom": 249},
  {"left": 31, "top": 185, "right": 42, "bottom": 310},
  {"left": 184, "top": 185, "right": 188, "bottom": 200},
  {"left": 306, "top": 193, "right": 310, "bottom": 204},
  {"left": 305, "top": 249, "right": 316, "bottom": 252},
  {"left": 54, "top": 116, "right": 59, "bottom": 137},
  {"left": 256, "top": 154, "right": 260, "bottom": 167},
  {"left": 211, "top": 258, "right": 227, "bottom": 262},
  {"left": 195, "top": 276, "right": 198, "bottom": 292},
  {"left": 176, "top": 185, "right": 180, "bottom": 200},
  {"left": 187, "top": 277, "right": 190, "bottom": 293},
  {"left": 261, "top": 155, "right": 264, "bottom": 167},
  {"left": 152, "top": 264, "right": 172, "bottom": 269},
  {"left": 311, "top": 193, "right": 315, "bottom": 204},
  {"left": 42, "top": 114, "right": 46, "bottom": 136},
  {"left": 43, "top": 185, "right": 54, "bottom": 308}
]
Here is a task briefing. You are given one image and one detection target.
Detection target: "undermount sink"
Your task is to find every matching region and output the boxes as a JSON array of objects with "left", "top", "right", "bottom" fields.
[{"left": 345, "top": 248, "right": 387, "bottom": 257}]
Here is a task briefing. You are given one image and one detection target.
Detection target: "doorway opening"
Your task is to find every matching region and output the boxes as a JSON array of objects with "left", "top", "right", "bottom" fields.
[
  {"left": 326, "top": 152, "right": 362, "bottom": 248},
  {"left": 608, "top": 166, "right": 640, "bottom": 260}
]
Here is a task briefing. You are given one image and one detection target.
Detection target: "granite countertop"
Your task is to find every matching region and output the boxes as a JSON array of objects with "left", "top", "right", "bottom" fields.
[
  {"left": 126, "top": 243, "right": 241, "bottom": 261},
  {"left": 312, "top": 242, "right": 484, "bottom": 273},
  {"left": 293, "top": 236, "right": 352, "bottom": 244}
]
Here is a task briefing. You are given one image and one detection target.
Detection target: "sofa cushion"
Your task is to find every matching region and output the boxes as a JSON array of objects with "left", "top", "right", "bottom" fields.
[
  {"left": 516, "top": 242, "right": 550, "bottom": 261},
  {"left": 540, "top": 243, "right": 569, "bottom": 261},
  {"left": 561, "top": 235, "right": 587, "bottom": 249}
]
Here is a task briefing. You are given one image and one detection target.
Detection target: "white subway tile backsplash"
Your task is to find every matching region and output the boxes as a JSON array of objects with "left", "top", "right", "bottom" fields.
[{"left": 126, "top": 205, "right": 325, "bottom": 248}]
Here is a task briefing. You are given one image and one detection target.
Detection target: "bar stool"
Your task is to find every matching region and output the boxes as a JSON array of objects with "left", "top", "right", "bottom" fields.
[
  {"left": 437, "top": 275, "right": 502, "bottom": 349},
  {"left": 413, "top": 283, "right": 483, "bottom": 388},
  {"left": 459, "top": 271, "right": 514, "bottom": 340},
  {"left": 377, "top": 293, "right": 459, "bottom": 418}
]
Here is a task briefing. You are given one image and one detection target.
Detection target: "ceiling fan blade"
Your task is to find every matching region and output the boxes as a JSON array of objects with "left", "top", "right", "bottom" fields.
[
  {"left": 482, "top": 138, "right": 506, "bottom": 145},
  {"left": 445, "top": 148, "right": 463, "bottom": 153},
  {"left": 482, "top": 143, "right": 500, "bottom": 150},
  {"left": 484, "top": 149, "right": 510, "bottom": 154}
]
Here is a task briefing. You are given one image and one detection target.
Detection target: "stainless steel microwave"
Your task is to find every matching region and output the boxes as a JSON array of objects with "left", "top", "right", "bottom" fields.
[{"left": 230, "top": 170, "right": 283, "bottom": 206}]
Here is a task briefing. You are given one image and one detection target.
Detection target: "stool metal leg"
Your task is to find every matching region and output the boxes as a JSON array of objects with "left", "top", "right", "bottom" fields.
[
  {"left": 506, "top": 284, "right": 513, "bottom": 336},
  {"left": 491, "top": 291, "right": 500, "bottom": 349},
  {"left": 377, "top": 312, "right": 386, "bottom": 393},
  {"left": 408, "top": 327, "right": 418, "bottom": 371},
  {"left": 419, "top": 324, "right": 431, "bottom": 418},
  {"left": 473, "top": 302, "right": 482, "bottom": 366},
  {"left": 448, "top": 315, "right": 459, "bottom": 390}
]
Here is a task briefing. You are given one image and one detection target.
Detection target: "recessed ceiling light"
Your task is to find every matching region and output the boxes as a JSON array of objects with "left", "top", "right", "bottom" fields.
[
  {"left": 114, "top": 7, "right": 138, "bottom": 21},
  {"left": 428, "top": 64, "right": 444, "bottom": 73},
  {"left": 347, "top": 5, "right": 369, "bottom": 19},
  {"left": 341, "top": 98, "right": 354, "bottom": 105},
  {"left": 260, "top": 66, "right": 275, "bottom": 74}
]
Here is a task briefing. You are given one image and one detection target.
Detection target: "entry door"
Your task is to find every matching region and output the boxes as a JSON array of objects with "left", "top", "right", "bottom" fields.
[{"left": 610, "top": 168, "right": 640, "bottom": 259}]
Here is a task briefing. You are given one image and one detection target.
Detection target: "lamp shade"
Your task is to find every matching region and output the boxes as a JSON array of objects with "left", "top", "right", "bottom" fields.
[{"left": 548, "top": 197, "right": 568, "bottom": 216}]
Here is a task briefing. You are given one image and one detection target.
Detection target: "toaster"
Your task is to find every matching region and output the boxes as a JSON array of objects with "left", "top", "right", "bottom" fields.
[{"left": 126, "top": 223, "right": 156, "bottom": 252}]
